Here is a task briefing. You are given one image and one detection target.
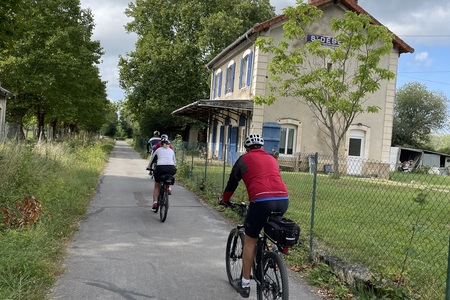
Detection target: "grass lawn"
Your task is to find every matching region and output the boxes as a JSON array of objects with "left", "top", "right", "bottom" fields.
[{"left": 185, "top": 161, "right": 450, "bottom": 299}]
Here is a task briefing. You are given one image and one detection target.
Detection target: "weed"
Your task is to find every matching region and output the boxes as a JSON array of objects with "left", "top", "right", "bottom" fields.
[{"left": 1, "top": 195, "right": 43, "bottom": 229}]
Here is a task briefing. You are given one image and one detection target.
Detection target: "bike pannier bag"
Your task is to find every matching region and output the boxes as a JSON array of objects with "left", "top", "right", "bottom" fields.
[
  {"left": 160, "top": 174, "right": 175, "bottom": 185},
  {"left": 264, "top": 216, "right": 300, "bottom": 247}
]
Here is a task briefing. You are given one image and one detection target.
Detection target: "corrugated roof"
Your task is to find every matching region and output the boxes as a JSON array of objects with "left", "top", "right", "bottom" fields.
[{"left": 172, "top": 99, "right": 253, "bottom": 122}]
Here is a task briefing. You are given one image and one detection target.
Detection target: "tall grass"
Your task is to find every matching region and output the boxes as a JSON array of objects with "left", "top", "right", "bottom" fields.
[{"left": 0, "top": 138, "right": 114, "bottom": 300}]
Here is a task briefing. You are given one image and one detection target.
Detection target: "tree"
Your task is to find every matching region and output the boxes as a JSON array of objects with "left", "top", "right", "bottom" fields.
[
  {"left": 119, "top": 0, "right": 276, "bottom": 139},
  {"left": 0, "top": 0, "right": 108, "bottom": 139},
  {"left": 392, "top": 82, "right": 448, "bottom": 149},
  {"left": 0, "top": 0, "right": 23, "bottom": 51},
  {"left": 253, "top": 3, "right": 395, "bottom": 177}
]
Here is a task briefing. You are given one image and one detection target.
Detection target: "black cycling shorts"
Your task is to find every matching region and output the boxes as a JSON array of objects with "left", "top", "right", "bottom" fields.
[
  {"left": 244, "top": 200, "right": 289, "bottom": 238},
  {"left": 154, "top": 165, "right": 177, "bottom": 183}
]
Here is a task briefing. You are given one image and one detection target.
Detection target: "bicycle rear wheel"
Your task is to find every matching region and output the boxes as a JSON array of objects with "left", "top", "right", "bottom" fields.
[
  {"left": 257, "top": 252, "right": 289, "bottom": 300},
  {"left": 159, "top": 187, "right": 169, "bottom": 222},
  {"left": 225, "top": 228, "right": 245, "bottom": 284}
]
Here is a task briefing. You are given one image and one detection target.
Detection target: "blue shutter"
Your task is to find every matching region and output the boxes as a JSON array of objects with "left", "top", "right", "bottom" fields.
[
  {"left": 225, "top": 68, "right": 229, "bottom": 93},
  {"left": 246, "top": 52, "right": 253, "bottom": 86},
  {"left": 218, "top": 72, "right": 222, "bottom": 97},
  {"left": 231, "top": 63, "right": 235, "bottom": 92},
  {"left": 213, "top": 73, "right": 216, "bottom": 98},
  {"left": 239, "top": 58, "right": 244, "bottom": 89},
  {"left": 262, "top": 122, "right": 281, "bottom": 153},
  {"left": 239, "top": 114, "right": 246, "bottom": 126}
]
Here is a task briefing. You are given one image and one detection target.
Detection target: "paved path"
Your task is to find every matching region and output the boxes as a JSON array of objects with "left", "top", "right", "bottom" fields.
[{"left": 49, "top": 140, "right": 322, "bottom": 300}]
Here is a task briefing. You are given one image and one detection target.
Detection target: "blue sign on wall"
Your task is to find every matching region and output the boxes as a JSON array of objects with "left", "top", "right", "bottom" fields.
[{"left": 307, "top": 35, "right": 341, "bottom": 46}]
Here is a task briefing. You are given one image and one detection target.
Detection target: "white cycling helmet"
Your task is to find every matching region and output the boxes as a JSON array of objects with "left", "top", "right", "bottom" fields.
[
  {"left": 244, "top": 134, "right": 264, "bottom": 148},
  {"left": 161, "top": 134, "right": 168, "bottom": 141}
]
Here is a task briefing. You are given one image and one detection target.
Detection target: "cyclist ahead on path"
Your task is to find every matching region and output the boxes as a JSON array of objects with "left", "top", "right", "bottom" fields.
[
  {"left": 147, "top": 131, "right": 161, "bottom": 154},
  {"left": 149, "top": 137, "right": 177, "bottom": 211},
  {"left": 146, "top": 131, "right": 161, "bottom": 172},
  {"left": 153, "top": 134, "right": 173, "bottom": 152},
  {"left": 221, "top": 133, "right": 289, "bottom": 298}
]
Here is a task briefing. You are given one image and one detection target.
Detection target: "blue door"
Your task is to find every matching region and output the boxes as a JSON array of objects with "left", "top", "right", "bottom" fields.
[
  {"left": 212, "top": 120, "right": 217, "bottom": 157},
  {"left": 218, "top": 126, "right": 224, "bottom": 160},
  {"left": 229, "top": 127, "right": 238, "bottom": 165}
]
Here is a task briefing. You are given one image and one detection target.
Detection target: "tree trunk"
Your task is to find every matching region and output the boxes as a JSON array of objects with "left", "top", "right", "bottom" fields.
[{"left": 37, "top": 108, "right": 45, "bottom": 141}]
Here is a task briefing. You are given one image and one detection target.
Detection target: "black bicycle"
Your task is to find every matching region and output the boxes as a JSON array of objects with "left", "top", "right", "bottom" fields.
[
  {"left": 220, "top": 200, "right": 290, "bottom": 300},
  {"left": 154, "top": 174, "right": 174, "bottom": 222}
]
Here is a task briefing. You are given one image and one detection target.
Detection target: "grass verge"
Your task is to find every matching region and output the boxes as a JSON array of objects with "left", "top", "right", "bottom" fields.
[{"left": 0, "top": 138, "right": 115, "bottom": 300}]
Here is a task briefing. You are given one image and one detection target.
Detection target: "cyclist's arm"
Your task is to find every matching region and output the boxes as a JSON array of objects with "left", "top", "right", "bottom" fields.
[
  {"left": 149, "top": 152, "right": 158, "bottom": 169},
  {"left": 222, "top": 157, "right": 243, "bottom": 202}
]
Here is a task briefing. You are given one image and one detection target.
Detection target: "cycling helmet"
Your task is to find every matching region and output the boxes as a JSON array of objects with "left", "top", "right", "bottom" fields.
[
  {"left": 244, "top": 134, "right": 264, "bottom": 148},
  {"left": 153, "top": 130, "right": 160, "bottom": 136},
  {"left": 161, "top": 134, "right": 168, "bottom": 140}
]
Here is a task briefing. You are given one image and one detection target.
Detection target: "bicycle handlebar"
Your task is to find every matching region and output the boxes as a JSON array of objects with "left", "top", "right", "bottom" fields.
[{"left": 218, "top": 198, "right": 247, "bottom": 209}]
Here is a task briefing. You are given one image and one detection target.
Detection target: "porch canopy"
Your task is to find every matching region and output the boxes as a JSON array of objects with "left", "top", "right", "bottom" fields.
[{"left": 171, "top": 99, "right": 253, "bottom": 123}]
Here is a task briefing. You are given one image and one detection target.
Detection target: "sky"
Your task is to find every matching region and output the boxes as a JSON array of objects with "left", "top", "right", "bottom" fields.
[{"left": 79, "top": 0, "right": 450, "bottom": 106}]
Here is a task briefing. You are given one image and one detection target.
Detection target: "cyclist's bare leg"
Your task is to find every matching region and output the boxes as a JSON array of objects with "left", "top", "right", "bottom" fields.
[
  {"left": 153, "top": 182, "right": 161, "bottom": 203},
  {"left": 242, "top": 235, "right": 257, "bottom": 283}
]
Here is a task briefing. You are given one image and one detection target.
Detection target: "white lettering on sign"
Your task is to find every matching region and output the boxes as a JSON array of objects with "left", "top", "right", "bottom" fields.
[{"left": 307, "top": 35, "right": 341, "bottom": 46}]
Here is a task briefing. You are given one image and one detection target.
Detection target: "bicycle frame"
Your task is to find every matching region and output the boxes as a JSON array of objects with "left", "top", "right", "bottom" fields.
[
  {"left": 157, "top": 174, "right": 174, "bottom": 223},
  {"left": 224, "top": 200, "right": 289, "bottom": 299}
]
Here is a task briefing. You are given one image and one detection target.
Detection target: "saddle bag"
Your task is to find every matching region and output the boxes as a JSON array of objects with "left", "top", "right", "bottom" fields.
[
  {"left": 160, "top": 174, "right": 175, "bottom": 185},
  {"left": 264, "top": 216, "right": 300, "bottom": 247}
]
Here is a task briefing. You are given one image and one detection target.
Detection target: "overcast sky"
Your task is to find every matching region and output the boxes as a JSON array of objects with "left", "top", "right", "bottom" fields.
[{"left": 79, "top": 0, "right": 450, "bottom": 104}]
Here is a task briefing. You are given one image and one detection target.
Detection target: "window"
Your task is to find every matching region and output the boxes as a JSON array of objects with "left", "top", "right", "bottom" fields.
[
  {"left": 348, "top": 138, "right": 362, "bottom": 156},
  {"left": 213, "top": 70, "right": 222, "bottom": 98},
  {"left": 239, "top": 50, "right": 253, "bottom": 89},
  {"left": 225, "top": 61, "right": 235, "bottom": 94},
  {"left": 279, "top": 126, "right": 296, "bottom": 155}
]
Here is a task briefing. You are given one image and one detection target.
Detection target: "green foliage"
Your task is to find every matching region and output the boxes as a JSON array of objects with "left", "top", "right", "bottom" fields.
[
  {"left": 0, "top": 0, "right": 109, "bottom": 138},
  {"left": 0, "top": 0, "right": 24, "bottom": 50},
  {"left": 0, "top": 138, "right": 114, "bottom": 299},
  {"left": 254, "top": 3, "right": 395, "bottom": 176},
  {"left": 430, "top": 134, "right": 450, "bottom": 154},
  {"left": 119, "top": 0, "right": 275, "bottom": 136},
  {"left": 392, "top": 82, "right": 448, "bottom": 148}
]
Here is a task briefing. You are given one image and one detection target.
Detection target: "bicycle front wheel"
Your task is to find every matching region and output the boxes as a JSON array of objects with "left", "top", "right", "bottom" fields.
[
  {"left": 159, "top": 187, "right": 169, "bottom": 222},
  {"left": 257, "top": 252, "right": 289, "bottom": 300},
  {"left": 225, "top": 228, "right": 245, "bottom": 284}
]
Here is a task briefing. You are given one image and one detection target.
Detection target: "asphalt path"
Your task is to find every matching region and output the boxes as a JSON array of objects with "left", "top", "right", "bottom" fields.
[{"left": 49, "top": 140, "right": 322, "bottom": 300}]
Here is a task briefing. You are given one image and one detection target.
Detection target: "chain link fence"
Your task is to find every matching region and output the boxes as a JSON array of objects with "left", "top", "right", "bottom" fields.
[{"left": 173, "top": 142, "right": 450, "bottom": 299}]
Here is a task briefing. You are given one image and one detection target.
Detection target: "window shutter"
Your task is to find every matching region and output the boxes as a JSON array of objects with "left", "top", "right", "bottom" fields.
[
  {"left": 213, "top": 73, "right": 217, "bottom": 98},
  {"left": 239, "top": 58, "right": 244, "bottom": 89},
  {"left": 231, "top": 63, "right": 235, "bottom": 92},
  {"left": 246, "top": 52, "right": 253, "bottom": 86},
  {"left": 218, "top": 72, "right": 222, "bottom": 97},
  {"left": 225, "top": 68, "right": 229, "bottom": 93}
]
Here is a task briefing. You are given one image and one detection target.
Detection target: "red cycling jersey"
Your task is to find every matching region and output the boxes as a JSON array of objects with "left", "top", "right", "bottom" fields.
[
  {"left": 154, "top": 141, "right": 173, "bottom": 151},
  {"left": 222, "top": 148, "right": 288, "bottom": 202}
]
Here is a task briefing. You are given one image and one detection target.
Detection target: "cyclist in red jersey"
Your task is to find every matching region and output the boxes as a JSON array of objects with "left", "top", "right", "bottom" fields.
[{"left": 221, "top": 133, "right": 289, "bottom": 298}]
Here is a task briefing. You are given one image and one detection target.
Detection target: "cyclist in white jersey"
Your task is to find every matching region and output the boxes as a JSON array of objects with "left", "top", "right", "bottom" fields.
[{"left": 149, "top": 138, "right": 176, "bottom": 211}]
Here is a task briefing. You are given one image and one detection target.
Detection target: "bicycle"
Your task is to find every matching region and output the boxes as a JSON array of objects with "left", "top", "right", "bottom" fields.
[
  {"left": 219, "top": 200, "right": 290, "bottom": 300},
  {"left": 150, "top": 170, "right": 174, "bottom": 222}
]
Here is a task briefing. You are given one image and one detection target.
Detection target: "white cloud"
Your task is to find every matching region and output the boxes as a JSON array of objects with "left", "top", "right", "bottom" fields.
[
  {"left": 415, "top": 52, "right": 429, "bottom": 62},
  {"left": 80, "top": 0, "right": 136, "bottom": 101}
]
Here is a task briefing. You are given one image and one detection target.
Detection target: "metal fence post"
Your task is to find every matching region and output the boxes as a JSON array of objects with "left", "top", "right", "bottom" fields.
[
  {"left": 309, "top": 152, "right": 318, "bottom": 262},
  {"left": 222, "top": 144, "right": 227, "bottom": 192},
  {"left": 190, "top": 152, "right": 194, "bottom": 179},
  {"left": 446, "top": 235, "right": 450, "bottom": 300},
  {"left": 203, "top": 150, "right": 207, "bottom": 183}
]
